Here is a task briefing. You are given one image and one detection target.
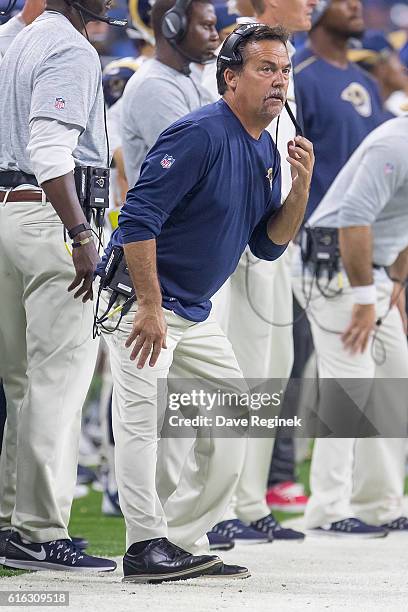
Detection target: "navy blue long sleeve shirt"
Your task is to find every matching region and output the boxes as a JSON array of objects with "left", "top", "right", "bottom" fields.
[{"left": 98, "top": 99, "right": 287, "bottom": 322}]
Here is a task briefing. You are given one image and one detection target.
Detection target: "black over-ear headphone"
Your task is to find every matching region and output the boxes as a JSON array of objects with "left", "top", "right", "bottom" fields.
[
  {"left": 217, "top": 22, "right": 263, "bottom": 68},
  {"left": 161, "top": 0, "right": 216, "bottom": 67},
  {"left": 161, "top": 0, "right": 192, "bottom": 43},
  {"left": 217, "top": 22, "right": 304, "bottom": 136}
]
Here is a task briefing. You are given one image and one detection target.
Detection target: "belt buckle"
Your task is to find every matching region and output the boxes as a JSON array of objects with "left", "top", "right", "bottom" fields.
[{"left": 1, "top": 188, "right": 12, "bottom": 205}]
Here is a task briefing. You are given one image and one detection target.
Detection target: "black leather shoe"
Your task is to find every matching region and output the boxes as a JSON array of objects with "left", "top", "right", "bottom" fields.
[
  {"left": 122, "top": 538, "right": 222, "bottom": 583},
  {"left": 0, "top": 529, "right": 13, "bottom": 565},
  {"left": 201, "top": 562, "right": 251, "bottom": 579}
]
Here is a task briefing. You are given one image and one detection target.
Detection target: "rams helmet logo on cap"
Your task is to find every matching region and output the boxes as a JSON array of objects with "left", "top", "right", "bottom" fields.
[
  {"left": 102, "top": 57, "right": 142, "bottom": 107},
  {"left": 341, "top": 82, "right": 372, "bottom": 118},
  {"left": 128, "top": 0, "right": 155, "bottom": 46}
]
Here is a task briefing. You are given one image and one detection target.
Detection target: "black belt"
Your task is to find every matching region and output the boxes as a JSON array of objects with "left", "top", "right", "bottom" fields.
[{"left": 0, "top": 171, "right": 38, "bottom": 188}]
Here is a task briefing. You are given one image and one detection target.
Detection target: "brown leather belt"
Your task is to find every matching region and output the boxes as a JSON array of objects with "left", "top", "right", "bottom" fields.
[{"left": 0, "top": 190, "right": 44, "bottom": 202}]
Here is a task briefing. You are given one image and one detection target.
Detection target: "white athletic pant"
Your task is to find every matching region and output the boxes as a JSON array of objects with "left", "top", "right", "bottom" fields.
[
  {"left": 212, "top": 247, "right": 294, "bottom": 522},
  {"left": 98, "top": 346, "right": 118, "bottom": 496},
  {"left": 0, "top": 198, "right": 99, "bottom": 542},
  {"left": 292, "top": 252, "right": 407, "bottom": 528},
  {"left": 100, "top": 292, "right": 248, "bottom": 553}
]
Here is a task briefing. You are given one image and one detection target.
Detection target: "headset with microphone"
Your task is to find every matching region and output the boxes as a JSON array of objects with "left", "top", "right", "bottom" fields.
[
  {"left": 161, "top": 0, "right": 216, "bottom": 66},
  {"left": 0, "top": 0, "right": 126, "bottom": 25},
  {"left": 67, "top": 0, "right": 128, "bottom": 27},
  {"left": 217, "top": 22, "right": 304, "bottom": 137}
]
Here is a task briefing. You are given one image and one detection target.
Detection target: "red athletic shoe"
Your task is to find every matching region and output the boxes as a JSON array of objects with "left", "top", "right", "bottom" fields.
[{"left": 266, "top": 482, "right": 308, "bottom": 513}]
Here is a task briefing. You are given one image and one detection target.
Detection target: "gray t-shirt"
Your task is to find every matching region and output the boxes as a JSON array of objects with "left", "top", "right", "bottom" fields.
[
  {"left": 121, "top": 58, "right": 214, "bottom": 186},
  {"left": 0, "top": 15, "right": 24, "bottom": 59},
  {"left": 0, "top": 11, "right": 106, "bottom": 175},
  {"left": 308, "top": 117, "right": 408, "bottom": 266}
]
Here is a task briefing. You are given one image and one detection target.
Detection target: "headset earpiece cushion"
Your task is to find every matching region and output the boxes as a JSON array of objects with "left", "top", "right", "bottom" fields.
[{"left": 161, "top": 8, "right": 188, "bottom": 43}]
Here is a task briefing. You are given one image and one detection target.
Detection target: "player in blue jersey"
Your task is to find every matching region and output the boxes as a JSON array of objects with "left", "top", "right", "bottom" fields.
[
  {"left": 96, "top": 24, "right": 314, "bottom": 583},
  {"left": 293, "top": 0, "right": 388, "bottom": 221}
]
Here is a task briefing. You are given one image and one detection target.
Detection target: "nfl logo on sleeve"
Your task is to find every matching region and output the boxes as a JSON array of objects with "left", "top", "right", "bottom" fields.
[
  {"left": 54, "top": 97, "right": 65, "bottom": 110},
  {"left": 160, "top": 154, "right": 175, "bottom": 169}
]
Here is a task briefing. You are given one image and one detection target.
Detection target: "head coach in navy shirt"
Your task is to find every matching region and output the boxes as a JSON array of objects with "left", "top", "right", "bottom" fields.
[{"left": 97, "top": 23, "right": 314, "bottom": 584}]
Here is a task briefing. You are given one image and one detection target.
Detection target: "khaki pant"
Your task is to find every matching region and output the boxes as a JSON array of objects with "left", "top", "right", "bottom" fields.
[
  {"left": 292, "top": 248, "right": 407, "bottom": 528},
  {"left": 212, "top": 248, "right": 294, "bottom": 522},
  {"left": 0, "top": 198, "right": 98, "bottom": 542},
  {"left": 99, "top": 292, "right": 248, "bottom": 553}
]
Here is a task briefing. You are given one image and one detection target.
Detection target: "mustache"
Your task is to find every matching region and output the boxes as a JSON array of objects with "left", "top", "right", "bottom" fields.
[{"left": 264, "top": 89, "right": 285, "bottom": 102}]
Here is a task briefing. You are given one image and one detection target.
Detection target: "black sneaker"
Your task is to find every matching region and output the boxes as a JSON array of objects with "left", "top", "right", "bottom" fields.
[
  {"left": 207, "top": 531, "right": 235, "bottom": 551},
  {"left": 4, "top": 532, "right": 117, "bottom": 572},
  {"left": 381, "top": 516, "right": 408, "bottom": 532},
  {"left": 310, "top": 518, "right": 388, "bottom": 538},
  {"left": 0, "top": 528, "right": 12, "bottom": 565},
  {"left": 250, "top": 514, "right": 305, "bottom": 541},
  {"left": 122, "top": 537, "right": 222, "bottom": 583},
  {"left": 211, "top": 519, "right": 269, "bottom": 545},
  {"left": 70, "top": 536, "right": 88, "bottom": 551},
  {"left": 200, "top": 562, "right": 250, "bottom": 580}
]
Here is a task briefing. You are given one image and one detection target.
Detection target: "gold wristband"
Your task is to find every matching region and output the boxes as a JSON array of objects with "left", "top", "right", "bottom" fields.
[{"left": 72, "top": 236, "right": 93, "bottom": 249}]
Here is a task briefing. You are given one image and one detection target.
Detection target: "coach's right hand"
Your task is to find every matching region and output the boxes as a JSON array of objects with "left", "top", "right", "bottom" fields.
[
  {"left": 68, "top": 235, "right": 100, "bottom": 302},
  {"left": 125, "top": 305, "right": 167, "bottom": 369},
  {"left": 341, "top": 303, "right": 376, "bottom": 354}
]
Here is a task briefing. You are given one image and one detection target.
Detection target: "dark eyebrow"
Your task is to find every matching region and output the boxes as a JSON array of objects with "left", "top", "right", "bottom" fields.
[{"left": 259, "top": 61, "right": 292, "bottom": 70}]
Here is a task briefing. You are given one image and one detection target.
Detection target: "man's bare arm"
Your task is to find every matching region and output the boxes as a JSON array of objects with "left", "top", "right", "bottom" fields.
[
  {"left": 338, "top": 226, "right": 376, "bottom": 354},
  {"left": 123, "top": 240, "right": 167, "bottom": 368},
  {"left": 389, "top": 245, "right": 408, "bottom": 283},
  {"left": 42, "top": 173, "right": 99, "bottom": 301},
  {"left": 42, "top": 172, "right": 90, "bottom": 231},
  {"left": 338, "top": 226, "right": 374, "bottom": 286},
  {"left": 112, "top": 148, "right": 129, "bottom": 205},
  {"left": 123, "top": 240, "right": 162, "bottom": 307},
  {"left": 388, "top": 246, "right": 408, "bottom": 331}
]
